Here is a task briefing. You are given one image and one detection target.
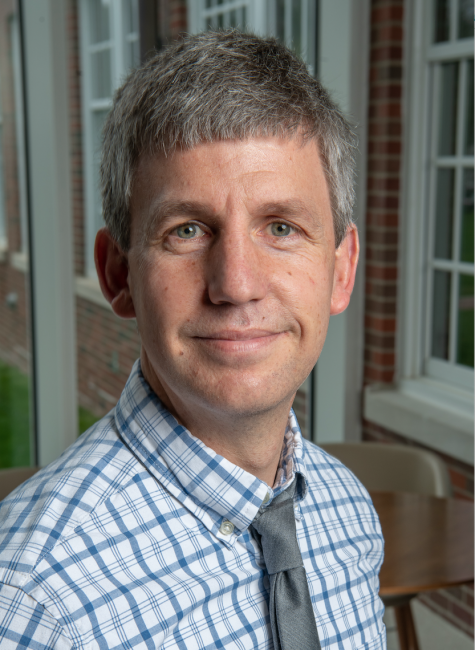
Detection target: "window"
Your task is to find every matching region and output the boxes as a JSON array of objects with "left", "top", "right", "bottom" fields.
[
  {"left": 190, "top": 0, "right": 317, "bottom": 73},
  {"left": 10, "top": 14, "right": 28, "bottom": 254},
  {"left": 80, "top": 0, "right": 140, "bottom": 276},
  {"left": 401, "top": 0, "right": 474, "bottom": 395},
  {"left": 424, "top": 0, "right": 474, "bottom": 389},
  {"left": 0, "top": 72, "right": 6, "bottom": 250}
]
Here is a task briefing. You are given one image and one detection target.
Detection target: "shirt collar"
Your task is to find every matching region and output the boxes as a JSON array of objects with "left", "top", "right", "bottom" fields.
[{"left": 115, "top": 360, "right": 308, "bottom": 545}]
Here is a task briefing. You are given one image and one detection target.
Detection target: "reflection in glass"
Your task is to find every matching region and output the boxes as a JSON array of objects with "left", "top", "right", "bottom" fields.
[
  {"left": 292, "top": 0, "right": 302, "bottom": 56},
  {"left": 460, "top": 168, "right": 474, "bottom": 263},
  {"left": 434, "top": 0, "right": 450, "bottom": 42},
  {"left": 434, "top": 168, "right": 454, "bottom": 259},
  {"left": 457, "top": 274, "right": 474, "bottom": 367},
  {"left": 91, "top": 49, "right": 112, "bottom": 99},
  {"left": 438, "top": 62, "right": 458, "bottom": 156},
  {"left": 89, "top": 0, "right": 110, "bottom": 44},
  {"left": 458, "top": 0, "right": 474, "bottom": 39},
  {"left": 431, "top": 270, "right": 451, "bottom": 360},
  {"left": 465, "top": 60, "right": 474, "bottom": 156}
]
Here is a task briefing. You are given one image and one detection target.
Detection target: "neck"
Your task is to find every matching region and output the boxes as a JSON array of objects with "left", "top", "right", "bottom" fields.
[{"left": 140, "top": 352, "right": 294, "bottom": 487}]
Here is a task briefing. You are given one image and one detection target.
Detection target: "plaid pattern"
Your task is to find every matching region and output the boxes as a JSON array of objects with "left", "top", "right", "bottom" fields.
[{"left": 0, "top": 361, "right": 386, "bottom": 649}]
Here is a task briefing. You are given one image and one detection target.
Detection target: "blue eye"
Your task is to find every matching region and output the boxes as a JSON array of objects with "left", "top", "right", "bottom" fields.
[
  {"left": 176, "top": 224, "right": 202, "bottom": 239},
  {"left": 270, "top": 223, "right": 292, "bottom": 237}
]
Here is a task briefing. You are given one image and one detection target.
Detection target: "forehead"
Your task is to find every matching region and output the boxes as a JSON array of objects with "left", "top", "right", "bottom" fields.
[{"left": 130, "top": 136, "right": 332, "bottom": 227}]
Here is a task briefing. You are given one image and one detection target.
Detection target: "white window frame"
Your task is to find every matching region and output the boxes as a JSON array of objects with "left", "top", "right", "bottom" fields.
[
  {"left": 365, "top": 0, "right": 474, "bottom": 462},
  {"left": 79, "top": 0, "right": 139, "bottom": 277}
]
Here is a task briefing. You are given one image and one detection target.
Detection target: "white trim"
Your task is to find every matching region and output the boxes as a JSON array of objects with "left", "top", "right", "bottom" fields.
[
  {"left": 314, "top": 0, "right": 370, "bottom": 444},
  {"left": 23, "top": 0, "right": 78, "bottom": 465},
  {"left": 364, "top": 383, "right": 473, "bottom": 463}
]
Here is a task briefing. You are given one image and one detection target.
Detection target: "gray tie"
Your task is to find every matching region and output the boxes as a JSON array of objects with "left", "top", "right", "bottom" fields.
[{"left": 250, "top": 480, "right": 321, "bottom": 650}]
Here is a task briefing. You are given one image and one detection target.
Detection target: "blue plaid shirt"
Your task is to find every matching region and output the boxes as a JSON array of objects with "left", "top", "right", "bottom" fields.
[{"left": 0, "top": 361, "right": 385, "bottom": 649}]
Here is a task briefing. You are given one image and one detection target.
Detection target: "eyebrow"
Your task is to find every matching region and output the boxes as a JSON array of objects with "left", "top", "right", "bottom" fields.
[{"left": 144, "top": 197, "right": 319, "bottom": 238}]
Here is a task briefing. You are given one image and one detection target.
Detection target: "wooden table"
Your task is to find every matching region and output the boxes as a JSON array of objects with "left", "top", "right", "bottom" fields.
[{"left": 370, "top": 491, "right": 474, "bottom": 650}]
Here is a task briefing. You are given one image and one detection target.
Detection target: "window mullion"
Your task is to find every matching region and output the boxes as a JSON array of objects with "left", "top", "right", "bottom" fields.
[
  {"left": 449, "top": 0, "right": 458, "bottom": 42},
  {"left": 425, "top": 64, "right": 440, "bottom": 368}
]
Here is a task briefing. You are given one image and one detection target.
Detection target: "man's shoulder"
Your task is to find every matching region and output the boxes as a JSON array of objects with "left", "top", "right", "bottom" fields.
[{"left": 0, "top": 410, "right": 142, "bottom": 578}]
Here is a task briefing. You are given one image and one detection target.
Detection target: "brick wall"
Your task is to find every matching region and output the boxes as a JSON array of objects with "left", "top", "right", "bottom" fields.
[
  {"left": 364, "top": 0, "right": 473, "bottom": 639},
  {"left": 364, "top": 0, "right": 403, "bottom": 386}
]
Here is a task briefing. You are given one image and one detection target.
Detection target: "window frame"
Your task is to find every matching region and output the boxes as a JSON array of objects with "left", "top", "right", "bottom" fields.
[
  {"left": 79, "top": 0, "right": 139, "bottom": 278},
  {"left": 400, "top": 0, "right": 474, "bottom": 394}
]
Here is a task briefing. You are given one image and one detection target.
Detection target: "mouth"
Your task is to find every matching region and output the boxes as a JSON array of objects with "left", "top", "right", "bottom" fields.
[{"left": 193, "top": 329, "right": 285, "bottom": 355}]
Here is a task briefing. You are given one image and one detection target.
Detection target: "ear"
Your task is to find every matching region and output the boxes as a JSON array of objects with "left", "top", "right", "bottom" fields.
[
  {"left": 330, "top": 225, "right": 359, "bottom": 315},
  {"left": 94, "top": 227, "right": 136, "bottom": 319}
]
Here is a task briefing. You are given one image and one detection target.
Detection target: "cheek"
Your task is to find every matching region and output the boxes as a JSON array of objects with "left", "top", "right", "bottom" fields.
[{"left": 135, "top": 258, "right": 204, "bottom": 332}]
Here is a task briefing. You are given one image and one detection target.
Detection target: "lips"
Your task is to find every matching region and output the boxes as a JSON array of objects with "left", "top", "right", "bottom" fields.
[{"left": 195, "top": 329, "right": 280, "bottom": 341}]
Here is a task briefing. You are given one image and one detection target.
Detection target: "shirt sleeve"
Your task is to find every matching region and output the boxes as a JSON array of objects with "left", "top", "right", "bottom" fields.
[{"left": 0, "top": 582, "right": 73, "bottom": 650}]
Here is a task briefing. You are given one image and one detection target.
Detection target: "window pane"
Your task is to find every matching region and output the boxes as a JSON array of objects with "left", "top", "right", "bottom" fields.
[
  {"left": 91, "top": 49, "right": 112, "bottom": 99},
  {"left": 438, "top": 62, "right": 458, "bottom": 156},
  {"left": 458, "top": 0, "right": 474, "bottom": 39},
  {"left": 464, "top": 60, "right": 474, "bottom": 156},
  {"left": 460, "top": 168, "right": 474, "bottom": 262},
  {"left": 434, "top": 0, "right": 450, "bottom": 42},
  {"left": 0, "top": 14, "right": 34, "bottom": 468},
  {"left": 92, "top": 110, "right": 109, "bottom": 232},
  {"left": 431, "top": 270, "right": 452, "bottom": 360},
  {"left": 434, "top": 168, "right": 455, "bottom": 259},
  {"left": 457, "top": 274, "right": 474, "bottom": 367},
  {"left": 292, "top": 0, "right": 302, "bottom": 56},
  {"left": 123, "top": 0, "right": 138, "bottom": 35},
  {"left": 89, "top": 0, "right": 110, "bottom": 44}
]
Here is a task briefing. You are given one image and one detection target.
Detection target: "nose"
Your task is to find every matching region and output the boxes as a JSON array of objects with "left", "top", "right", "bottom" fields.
[{"left": 206, "top": 228, "right": 268, "bottom": 305}]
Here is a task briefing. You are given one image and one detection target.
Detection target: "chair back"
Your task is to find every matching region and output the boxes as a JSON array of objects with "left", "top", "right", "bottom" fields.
[
  {"left": 0, "top": 467, "right": 40, "bottom": 502},
  {"left": 319, "top": 442, "right": 452, "bottom": 497}
]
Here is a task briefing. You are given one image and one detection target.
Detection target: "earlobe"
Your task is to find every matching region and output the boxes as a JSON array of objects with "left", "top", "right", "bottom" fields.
[
  {"left": 94, "top": 228, "right": 136, "bottom": 319},
  {"left": 330, "top": 225, "right": 359, "bottom": 315}
]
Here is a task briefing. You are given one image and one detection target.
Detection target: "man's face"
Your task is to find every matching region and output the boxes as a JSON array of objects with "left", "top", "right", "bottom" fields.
[{"left": 125, "top": 136, "right": 357, "bottom": 419}]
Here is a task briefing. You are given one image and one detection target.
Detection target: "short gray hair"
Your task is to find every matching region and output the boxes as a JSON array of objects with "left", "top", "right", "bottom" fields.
[{"left": 100, "top": 30, "right": 356, "bottom": 250}]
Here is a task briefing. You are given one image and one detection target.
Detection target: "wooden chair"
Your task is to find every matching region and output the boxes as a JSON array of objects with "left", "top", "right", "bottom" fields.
[
  {"left": 0, "top": 466, "right": 40, "bottom": 501},
  {"left": 319, "top": 442, "right": 452, "bottom": 650}
]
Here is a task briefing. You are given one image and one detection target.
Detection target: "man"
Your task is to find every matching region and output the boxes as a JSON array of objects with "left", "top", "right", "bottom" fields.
[{"left": 0, "top": 31, "right": 385, "bottom": 649}]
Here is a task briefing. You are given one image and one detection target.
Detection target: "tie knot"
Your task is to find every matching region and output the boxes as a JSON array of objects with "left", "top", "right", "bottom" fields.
[{"left": 250, "top": 481, "right": 303, "bottom": 575}]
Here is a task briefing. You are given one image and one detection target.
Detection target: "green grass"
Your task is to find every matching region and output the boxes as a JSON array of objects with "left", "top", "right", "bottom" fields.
[
  {"left": 79, "top": 406, "right": 100, "bottom": 434},
  {"left": 0, "top": 360, "right": 101, "bottom": 468},
  {"left": 0, "top": 360, "right": 31, "bottom": 468}
]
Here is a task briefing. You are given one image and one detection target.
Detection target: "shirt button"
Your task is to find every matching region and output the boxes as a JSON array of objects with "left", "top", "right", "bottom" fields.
[
  {"left": 219, "top": 519, "right": 234, "bottom": 535},
  {"left": 262, "top": 491, "right": 271, "bottom": 504}
]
